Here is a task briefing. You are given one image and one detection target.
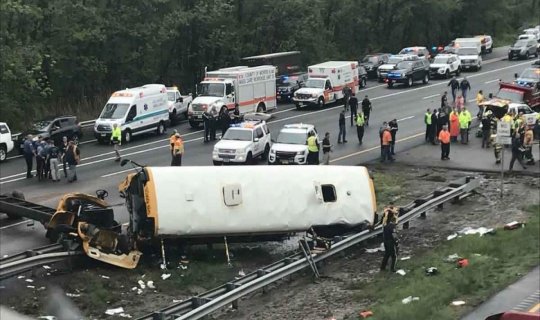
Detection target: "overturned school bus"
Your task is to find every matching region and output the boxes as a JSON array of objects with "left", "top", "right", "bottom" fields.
[{"left": 46, "top": 165, "right": 377, "bottom": 269}]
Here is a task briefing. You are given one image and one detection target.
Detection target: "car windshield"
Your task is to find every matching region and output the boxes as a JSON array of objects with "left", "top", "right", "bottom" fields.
[
  {"left": 222, "top": 129, "right": 252, "bottom": 141},
  {"left": 387, "top": 57, "right": 403, "bottom": 64},
  {"left": 198, "top": 83, "right": 224, "bottom": 97},
  {"left": 457, "top": 48, "right": 478, "bottom": 55},
  {"left": 277, "top": 130, "right": 307, "bottom": 144},
  {"left": 100, "top": 103, "right": 130, "bottom": 119},
  {"left": 167, "top": 92, "right": 176, "bottom": 101},
  {"left": 513, "top": 40, "right": 528, "bottom": 47},
  {"left": 32, "top": 120, "right": 51, "bottom": 131},
  {"left": 304, "top": 79, "right": 325, "bottom": 89},
  {"left": 496, "top": 89, "right": 524, "bottom": 102},
  {"left": 396, "top": 61, "right": 413, "bottom": 69},
  {"left": 433, "top": 57, "right": 450, "bottom": 64},
  {"left": 361, "top": 56, "right": 378, "bottom": 63},
  {"left": 519, "top": 68, "right": 540, "bottom": 80}
]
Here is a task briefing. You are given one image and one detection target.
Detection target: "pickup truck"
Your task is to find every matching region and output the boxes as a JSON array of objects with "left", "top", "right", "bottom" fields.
[
  {"left": 166, "top": 87, "right": 193, "bottom": 123},
  {"left": 497, "top": 82, "right": 540, "bottom": 111},
  {"left": 0, "top": 122, "right": 14, "bottom": 162}
]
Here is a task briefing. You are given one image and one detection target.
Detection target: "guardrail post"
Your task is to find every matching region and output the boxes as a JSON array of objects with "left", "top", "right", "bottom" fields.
[
  {"left": 433, "top": 190, "right": 445, "bottom": 209},
  {"left": 256, "top": 270, "right": 268, "bottom": 294},
  {"left": 226, "top": 282, "right": 239, "bottom": 309},
  {"left": 151, "top": 312, "right": 165, "bottom": 320},
  {"left": 402, "top": 221, "right": 409, "bottom": 229}
]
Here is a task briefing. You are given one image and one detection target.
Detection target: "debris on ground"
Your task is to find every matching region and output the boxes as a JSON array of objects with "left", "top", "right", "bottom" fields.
[
  {"left": 66, "top": 293, "right": 81, "bottom": 297},
  {"left": 100, "top": 275, "right": 110, "bottom": 279},
  {"left": 458, "top": 227, "right": 495, "bottom": 236},
  {"left": 147, "top": 281, "right": 155, "bottom": 289},
  {"left": 447, "top": 233, "right": 458, "bottom": 240},
  {"left": 25, "top": 279, "right": 34, "bottom": 283},
  {"left": 504, "top": 221, "right": 525, "bottom": 230},
  {"left": 137, "top": 280, "right": 146, "bottom": 289},
  {"left": 238, "top": 269, "right": 246, "bottom": 277},
  {"left": 42, "top": 265, "right": 51, "bottom": 270},
  {"left": 445, "top": 253, "right": 461, "bottom": 263},
  {"left": 161, "top": 274, "right": 171, "bottom": 280},
  {"left": 400, "top": 256, "right": 411, "bottom": 261},
  {"left": 37, "top": 316, "right": 55, "bottom": 320},
  {"left": 359, "top": 310, "right": 373, "bottom": 318},
  {"left": 395, "top": 269, "right": 406, "bottom": 276},
  {"left": 451, "top": 300, "right": 466, "bottom": 306},
  {"left": 425, "top": 267, "right": 439, "bottom": 276},
  {"left": 119, "top": 313, "right": 132, "bottom": 318},
  {"left": 105, "top": 307, "right": 125, "bottom": 315},
  {"left": 457, "top": 258, "right": 469, "bottom": 268},
  {"left": 365, "top": 243, "right": 384, "bottom": 253},
  {"left": 402, "top": 296, "right": 420, "bottom": 304}
]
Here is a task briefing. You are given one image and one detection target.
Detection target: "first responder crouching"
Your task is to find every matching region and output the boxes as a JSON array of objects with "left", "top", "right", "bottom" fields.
[
  {"left": 380, "top": 203, "right": 399, "bottom": 273},
  {"left": 171, "top": 133, "right": 184, "bottom": 166},
  {"left": 111, "top": 123, "right": 122, "bottom": 162},
  {"left": 306, "top": 131, "right": 319, "bottom": 165}
]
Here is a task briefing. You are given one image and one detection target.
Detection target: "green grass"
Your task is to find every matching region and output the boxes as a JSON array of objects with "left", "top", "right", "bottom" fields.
[
  {"left": 372, "top": 171, "right": 407, "bottom": 211},
  {"left": 347, "top": 205, "right": 540, "bottom": 320}
]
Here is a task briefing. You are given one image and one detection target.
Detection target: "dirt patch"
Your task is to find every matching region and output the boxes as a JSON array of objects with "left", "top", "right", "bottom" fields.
[{"left": 0, "top": 165, "right": 538, "bottom": 319}]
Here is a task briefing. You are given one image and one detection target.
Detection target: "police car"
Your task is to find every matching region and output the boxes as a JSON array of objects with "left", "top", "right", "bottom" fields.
[
  {"left": 268, "top": 123, "right": 319, "bottom": 165},
  {"left": 212, "top": 120, "right": 271, "bottom": 165}
]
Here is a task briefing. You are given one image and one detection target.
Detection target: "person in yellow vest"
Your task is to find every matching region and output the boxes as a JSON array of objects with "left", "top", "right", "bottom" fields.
[
  {"left": 306, "top": 131, "right": 319, "bottom": 165},
  {"left": 356, "top": 111, "right": 365, "bottom": 145},
  {"left": 111, "top": 123, "right": 122, "bottom": 162},
  {"left": 171, "top": 133, "right": 184, "bottom": 166},
  {"left": 458, "top": 108, "right": 470, "bottom": 144},
  {"left": 169, "top": 129, "right": 178, "bottom": 163},
  {"left": 424, "top": 108, "right": 432, "bottom": 142}
]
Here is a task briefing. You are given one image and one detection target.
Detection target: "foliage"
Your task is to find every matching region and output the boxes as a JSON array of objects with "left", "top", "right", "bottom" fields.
[{"left": 1, "top": 0, "right": 538, "bottom": 130}]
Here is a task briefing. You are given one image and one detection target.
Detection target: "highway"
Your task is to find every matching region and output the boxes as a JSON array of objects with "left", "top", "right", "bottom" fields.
[{"left": 0, "top": 46, "right": 536, "bottom": 257}]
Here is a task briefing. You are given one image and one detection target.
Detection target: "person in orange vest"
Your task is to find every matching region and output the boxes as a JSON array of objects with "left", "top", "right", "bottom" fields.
[
  {"left": 438, "top": 125, "right": 451, "bottom": 160},
  {"left": 171, "top": 133, "right": 184, "bottom": 166},
  {"left": 381, "top": 124, "right": 394, "bottom": 162},
  {"left": 169, "top": 129, "right": 178, "bottom": 164},
  {"left": 449, "top": 107, "right": 460, "bottom": 142}
]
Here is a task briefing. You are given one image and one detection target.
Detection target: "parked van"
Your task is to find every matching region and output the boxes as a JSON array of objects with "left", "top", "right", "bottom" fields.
[
  {"left": 455, "top": 38, "right": 482, "bottom": 55},
  {"left": 94, "top": 84, "right": 169, "bottom": 143}
]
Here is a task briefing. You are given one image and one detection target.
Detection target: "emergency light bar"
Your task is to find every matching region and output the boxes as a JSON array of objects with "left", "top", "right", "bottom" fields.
[{"left": 112, "top": 92, "right": 134, "bottom": 97}]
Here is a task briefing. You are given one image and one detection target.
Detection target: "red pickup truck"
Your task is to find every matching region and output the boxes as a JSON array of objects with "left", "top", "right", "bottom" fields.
[{"left": 496, "top": 82, "right": 540, "bottom": 111}]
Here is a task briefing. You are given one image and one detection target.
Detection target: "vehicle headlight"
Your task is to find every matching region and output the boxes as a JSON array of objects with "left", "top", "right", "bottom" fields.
[
  {"left": 236, "top": 148, "right": 244, "bottom": 153},
  {"left": 296, "top": 151, "right": 305, "bottom": 155},
  {"left": 438, "top": 68, "right": 445, "bottom": 72},
  {"left": 311, "top": 93, "right": 317, "bottom": 98},
  {"left": 270, "top": 148, "right": 276, "bottom": 154}
]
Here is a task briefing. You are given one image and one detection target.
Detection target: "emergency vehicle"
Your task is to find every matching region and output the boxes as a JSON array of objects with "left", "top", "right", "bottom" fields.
[
  {"left": 187, "top": 66, "right": 277, "bottom": 129},
  {"left": 212, "top": 120, "right": 271, "bottom": 165},
  {"left": 292, "top": 61, "right": 359, "bottom": 109},
  {"left": 94, "top": 84, "right": 169, "bottom": 143},
  {"left": 166, "top": 87, "right": 192, "bottom": 123}
]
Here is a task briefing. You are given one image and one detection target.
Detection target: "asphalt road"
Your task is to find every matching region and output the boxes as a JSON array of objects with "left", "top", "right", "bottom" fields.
[{"left": 0, "top": 46, "right": 536, "bottom": 257}]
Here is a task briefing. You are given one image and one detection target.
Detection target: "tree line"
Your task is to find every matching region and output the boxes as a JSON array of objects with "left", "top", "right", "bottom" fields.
[{"left": 1, "top": 0, "right": 538, "bottom": 130}]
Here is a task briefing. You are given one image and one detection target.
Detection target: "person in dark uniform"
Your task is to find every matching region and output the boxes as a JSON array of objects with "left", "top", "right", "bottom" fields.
[
  {"left": 430, "top": 109, "right": 438, "bottom": 145},
  {"left": 23, "top": 135, "right": 35, "bottom": 179},
  {"left": 441, "top": 91, "right": 448, "bottom": 109},
  {"left": 337, "top": 110, "right": 347, "bottom": 143},
  {"left": 349, "top": 93, "right": 358, "bottom": 127},
  {"left": 380, "top": 205, "right": 399, "bottom": 272},
  {"left": 209, "top": 106, "right": 218, "bottom": 140},
  {"left": 60, "top": 136, "right": 69, "bottom": 178},
  {"left": 388, "top": 118, "right": 398, "bottom": 155},
  {"left": 447, "top": 76, "right": 460, "bottom": 103},
  {"left": 232, "top": 103, "right": 241, "bottom": 124},
  {"left": 220, "top": 107, "right": 231, "bottom": 136},
  {"left": 202, "top": 110, "right": 211, "bottom": 142},
  {"left": 361, "top": 95, "right": 372, "bottom": 126}
]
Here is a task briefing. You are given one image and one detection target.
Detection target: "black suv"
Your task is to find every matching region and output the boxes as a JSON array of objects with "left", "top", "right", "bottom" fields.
[
  {"left": 386, "top": 59, "right": 430, "bottom": 87},
  {"left": 276, "top": 73, "right": 308, "bottom": 102},
  {"left": 359, "top": 53, "right": 390, "bottom": 78},
  {"left": 17, "top": 115, "right": 82, "bottom": 152}
]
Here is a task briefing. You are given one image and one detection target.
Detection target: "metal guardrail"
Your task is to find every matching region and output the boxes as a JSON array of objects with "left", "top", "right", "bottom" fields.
[
  {"left": 138, "top": 176, "right": 478, "bottom": 320},
  {"left": 0, "top": 248, "right": 82, "bottom": 280}
]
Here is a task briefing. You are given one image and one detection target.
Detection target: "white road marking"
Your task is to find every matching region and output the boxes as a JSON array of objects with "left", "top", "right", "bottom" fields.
[
  {"left": 397, "top": 116, "right": 415, "bottom": 122},
  {"left": 422, "top": 94, "right": 440, "bottom": 100},
  {"left": 1, "top": 60, "right": 532, "bottom": 185},
  {"left": 0, "top": 219, "right": 29, "bottom": 230},
  {"left": 485, "top": 79, "right": 501, "bottom": 84}
]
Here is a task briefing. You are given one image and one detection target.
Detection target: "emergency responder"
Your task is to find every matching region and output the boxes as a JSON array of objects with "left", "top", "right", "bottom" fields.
[
  {"left": 459, "top": 107, "right": 472, "bottom": 144},
  {"left": 493, "top": 139, "right": 503, "bottom": 164},
  {"left": 46, "top": 139, "right": 61, "bottom": 182},
  {"left": 460, "top": 77, "right": 471, "bottom": 102},
  {"left": 209, "top": 106, "right": 218, "bottom": 140},
  {"left": 430, "top": 109, "right": 438, "bottom": 144},
  {"left": 172, "top": 133, "right": 184, "bottom": 166},
  {"left": 307, "top": 131, "right": 319, "bottom": 165},
  {"left": 388, "top": 118, "right": 398, "bottom": 155},
  {"left": 381, "top": 124, "right": 394, "bottom": 162},
  {"left": 438, "top": 125, "right": 451, "bottom": 160},
  {"left": 481, "top": 111, "right": 492, "bottom": 148},
  {"left": 231, "top": 103, "right": 241, "bottom": 124},
  {"left": 169, "top": 129, "right": 178, "bottom": 160},
  {"left": 349, "top": 92, "right": 358, "bottom": 127},
  {"left": 342, "top": 85, "right": 352, "bottom": 111},
  {"left": 449, "top": 108, "right": 459, "bottom": 142},
  {"left": 441, "top": 91, "right": 449, "bottom": 109},
  {"left": 202, "top": 109, "right": 211, "bottom": 142},
  {"left": 36, "top": 138, "right": 47, "bottom": 181},
  {"left": 65, "top": 140, "right": 80, "bottom": 183},
  {"left": 523, "top": 125, "right": 535, "bottom": 165},
  {"left": 509, "top": 132, "right": 527, "bottom": 171},
  {"left": 322, "top": 132, "right": 332, "bottom": 165},
  {"left": 361, "top": 95, "right": 372, "bottom": 126},
  {"left": 425, "top": 108, "right": 432, "bottom": 142},
  {"left": 337, "top": 110, "right": 347, "bottom": 143},
  {"left": 476, "top": 90, "right": 484, "bottom": 119},
  {"left": 447, "top": 76, "right": 460, "bottom": 103},
  {"left": 356, "top": 111, "right": 365, "bottom": 145},
  {"left": 436, "top": 109, "right": 448, "bottom": 139},
  {"left": 23, "top": 134, "right": 35, "bottom": 179},
  {"left": 111, "top": 123, "right": 122, "bottom": 162},
  {"left": 381, "top": 202, "right": 399, "bottom": 226},
  {"left": 220, "top": 107, "right": 231, "bottom": 136},
  {"left": 380, "top": 204, "right": 399, "bottom": 272}
]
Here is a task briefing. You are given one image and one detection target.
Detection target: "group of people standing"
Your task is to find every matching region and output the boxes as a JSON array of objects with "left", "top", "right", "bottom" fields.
[
  {"left": 22, "top": 135, "right": 80, "bottom": 182},
  {"left": 202, "top": 104, "right": 241, "bottom": 142}
]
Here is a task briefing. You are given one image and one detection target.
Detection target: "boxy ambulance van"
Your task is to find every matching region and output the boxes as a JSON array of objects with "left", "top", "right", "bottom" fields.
[{"left": 94, "top": 84, "right": 169, "bottom": 143}]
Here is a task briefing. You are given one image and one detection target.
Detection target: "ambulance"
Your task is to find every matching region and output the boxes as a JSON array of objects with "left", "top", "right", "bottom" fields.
[
  {"left": 94, "top": 84, "right": 169, "bottom": 143},
  {"left": 292, "top": 61, "right": 358, "bottom": 109},
  {"left": 187, "top": 66, "right": 277, "bottom": 128}
]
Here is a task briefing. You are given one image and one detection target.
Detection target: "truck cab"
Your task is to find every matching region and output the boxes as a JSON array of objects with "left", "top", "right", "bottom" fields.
[
  {"left": 188, "top": 80, "right": 234, "bottom": 128},
  {"left": 0, "top": 122, "right": 14, "bottom": 162},
  {"left": 166, "top": 87, "right": 192, "bottom": 123},
  {"left": 293, "top": 77, "right": 335, "bottom": 109}
]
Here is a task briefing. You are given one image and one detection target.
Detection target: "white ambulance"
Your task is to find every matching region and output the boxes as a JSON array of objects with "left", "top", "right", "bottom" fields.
[
  {"left": 94, "top": 84, "right": 169, "bottom": 143},
  {"left": 187, "top": 66, "right": 277, "bottom": 129},
  {"left": 292, "top": 61, "right": 358, "bottom": 109}
]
